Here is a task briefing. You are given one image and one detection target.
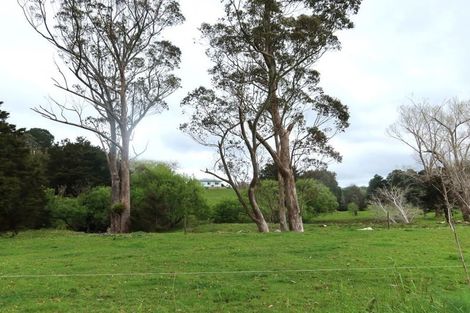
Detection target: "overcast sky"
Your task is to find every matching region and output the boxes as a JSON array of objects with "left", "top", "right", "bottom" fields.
[{"left": 2, "top": 0, "right": 470, "bottom": 187}]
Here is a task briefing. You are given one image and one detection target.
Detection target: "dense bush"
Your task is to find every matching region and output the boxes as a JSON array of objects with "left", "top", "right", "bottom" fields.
[
  {"left": 131, "top": 162, "right": 210, "bottom": 231},
  {"left": 47, "top": 186, "right": 111, "bottom": 232},
  {"left": 212, "top": 199, "right": 250, "bottom": 223},
  {"left": 78, "top": 186, "right": 111, "bottom": 231},
  {"left": 296, "top": 179, "right": 339, "bottom": 220}
]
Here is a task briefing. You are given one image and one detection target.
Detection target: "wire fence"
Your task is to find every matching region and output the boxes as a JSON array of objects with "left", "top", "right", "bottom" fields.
[{"left": 0, "top": 265, "right": 462, "bottom": 279}]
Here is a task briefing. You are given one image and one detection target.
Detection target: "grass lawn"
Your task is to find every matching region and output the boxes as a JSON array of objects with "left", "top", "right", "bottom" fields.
[{"left": 1, "top": 222, "right": 470, "bottom": 312}]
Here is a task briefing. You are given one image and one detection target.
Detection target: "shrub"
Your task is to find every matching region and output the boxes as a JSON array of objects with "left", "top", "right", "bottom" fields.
[
  {"left": 131, "top": 162, "right": 210, "bottom": 231},
  {"left": 347, "top": 202, "right": 359, "bottom": 216},
  {"left": 296, "top": 179, "right": 339, "bottom": 221},
  {"left": 78, "top": 186, "right": 111, "bottom": 232},
  {"left": 47, "top": 193, "right": 88, "bottom": 230},
  {"left": 212, "top": 199, "right": 250, "bottom": 223},
  {"left": 47, "top": 186, "right": 111, "bottom": 232}
]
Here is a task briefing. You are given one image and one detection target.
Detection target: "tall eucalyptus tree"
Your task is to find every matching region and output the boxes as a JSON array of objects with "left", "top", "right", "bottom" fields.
[
  {"left": 20, "top": 0, "right": 183, "bottom": 232},
  {"left": 185, "top": 0, "right": 360, "bottom": 231}
]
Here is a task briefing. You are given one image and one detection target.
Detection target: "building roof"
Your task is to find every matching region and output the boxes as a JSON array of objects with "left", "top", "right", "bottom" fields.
[{"left": 199, "top": 178, "right": 223, "bottom": 183}]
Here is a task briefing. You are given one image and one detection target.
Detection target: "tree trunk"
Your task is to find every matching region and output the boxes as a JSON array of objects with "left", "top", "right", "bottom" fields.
[
  {"left": 119, "top": 132, "right": 131, "bottom": 233},
  {"left": 116, "top": 70, "right": 131, "bottom": 233},
  {"left": 283, "top": 168, "right": 303, "bottom": 232},
  {"left": 248, "top": 179, "right": 270, "bottom": 233},
  {"left": 461, "top": 205, "right": 470, "bottom": 222},
  {"left": 108, "top": 131, "right": 122, "bottom": 233},
  {"left": 107, "top": 118, "right": 123, "bottom": 233},
  {"left": 277, "top": 123, "right": 303, "bottom": 232},
  {"left": 277, "top": 172, "right": 289, "bottom": 231},
  {"left": 256, "top": 219, "right": 270, "bottom": 232}
]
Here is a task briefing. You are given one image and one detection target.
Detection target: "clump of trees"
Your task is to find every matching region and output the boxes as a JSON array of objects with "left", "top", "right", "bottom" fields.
[
  {"left": 12, "top": 0, "right": 366, "bottom": 233},
  {"left": 0, "top": 103, "right": 48, "bottom": 232},
  {"left": 182, "top": 0, "right": 362, "bottom": 232},
  {"left": 0, "top": 104, "right": 213, "bottom": 233}
]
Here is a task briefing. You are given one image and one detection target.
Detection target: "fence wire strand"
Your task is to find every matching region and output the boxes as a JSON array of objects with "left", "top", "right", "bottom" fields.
[{"left": 0, "top": 265, "right": 461, "bottom": 279}]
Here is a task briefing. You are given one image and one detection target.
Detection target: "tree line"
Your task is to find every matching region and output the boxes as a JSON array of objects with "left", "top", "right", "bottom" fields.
[
  {"left": 0, "top": 102, "right": 344, "bottom": 233},
  {"left": 2, "top": 98, "right": 462, "bottom": 233}
]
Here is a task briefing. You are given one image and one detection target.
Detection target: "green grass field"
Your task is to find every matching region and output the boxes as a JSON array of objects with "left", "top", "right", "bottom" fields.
[
  {"left": 1, "top": 222, "right": 470, "bottom": 312},
  {"left": 202, "top": 188, "right": 237, "bottom": 207}
]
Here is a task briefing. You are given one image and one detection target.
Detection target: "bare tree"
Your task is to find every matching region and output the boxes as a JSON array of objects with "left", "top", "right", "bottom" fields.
[
  {"left": 371, "top": 186, "right": 419, "bottom": 224},
  {"left": 389, "top": 99, "right": 470, "bottom": 285},
  {"left": 19, "top": 0, "right": 183, "bottom": 232},
  {"left": 389, "top": 99, "right": 470, "bottom": 221}
]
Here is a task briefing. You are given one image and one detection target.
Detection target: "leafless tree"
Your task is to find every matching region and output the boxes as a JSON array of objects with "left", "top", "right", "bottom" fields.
[
  {"left": 389, "top": 99, "right": 470, "bottom": 221},
  {"left": 389, "top": 99, "right": 470, "bottom": 285},
  {"left": 19, "top": 0, "right": 183, "bottom": 232},
  {"left": 371, "top": 186, "right": 419, "bottom": 224}
]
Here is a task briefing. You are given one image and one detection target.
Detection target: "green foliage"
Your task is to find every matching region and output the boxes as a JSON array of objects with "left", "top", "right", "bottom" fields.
[
  {"left": 300, "top": 169, "right": 343, "bottom": 206},
  {"left": 254, "top": 179, "right": 338, "bottom": 223},
  {"left": 24, "top": 128, "right": 54, "bottom": 151},
  {"left": 347, "top": 202, "right": 359, "bottom": 216},
  {"left": 259, "top": 162, "right": 299, "bottom": 181},
  {"left": 368, "top": 169, "right": 444, "bottom": 215},
  {"left": 212, "top": 199, "right": 250, "bottom": 223},
  {"left": 46, "top": 192, "right": 88, "bottom": 231},
  {"left": 367, "top": 174, "right": 387, "bottom": 200},
  {"left": 296, "top": 179, "right": 339, "bottom": 220},
  {"left": 47, "top": 186, "right": 110, "bottom": 232},
  {"left": 386, "top": 169, "right": 426, "bottom": 207},
  {"left": 131, "top": 162, "right": 210, "bottom": 231},
  {"left": 110, "top": 202, "right": 126, "bottom": 215},
  {"left": 78, "top": 186, "right": 111, "bottom": 232},
  {"left": 0, "top": 104, "right": 48, "bottom": 232},
  {"left": 47, "top": 137, "right": 110, "bottom": 196},
  {"left": 256, "top": 179, "right": 280, "bottom": 222},
  {"left": 342, "top": 184, "right": 367, "bottom": 211}
]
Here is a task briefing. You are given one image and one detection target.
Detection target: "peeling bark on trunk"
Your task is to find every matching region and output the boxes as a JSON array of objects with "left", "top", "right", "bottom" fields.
[
  {"left": 107, "top": 121, "right": 122, "bottom": 233},
  {"left": 118, "top": 129, "right": 131, "bottom": 233},
  {"left": 109, "top": 151, "right": 121, "bottom": 233},
  {"left": 283, "top": 168, "right": 303, "bottom": 232},
  {"left": 119, "top": 158, "right": 131, "bottom": 232},
  {"left": 247, "top": 181, "right": 270, "bottom": 233},
  {"left": 277, "top": 172, "right": 289, "bottom": 231},
  {"left": 273, "top": 105, "right": 304, "bottom": 232}
]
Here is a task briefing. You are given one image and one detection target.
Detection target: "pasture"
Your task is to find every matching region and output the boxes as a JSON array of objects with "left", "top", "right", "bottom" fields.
[{"left": 1, "top": 220, "right": 470, "bottom": 312}]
